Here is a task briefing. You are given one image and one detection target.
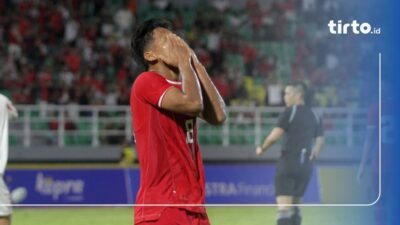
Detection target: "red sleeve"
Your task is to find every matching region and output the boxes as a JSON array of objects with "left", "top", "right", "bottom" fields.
[
  {"left": 133, "top": 72, "right": 173, "bottom": 108},
  {"left": 367, "top": 103, "right": 379, "bottom": 128}
]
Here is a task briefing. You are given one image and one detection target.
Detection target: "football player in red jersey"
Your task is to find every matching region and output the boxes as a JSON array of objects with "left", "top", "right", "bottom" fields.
[{"left": 130, "top": 19, "right": 226, "bottom": 225}]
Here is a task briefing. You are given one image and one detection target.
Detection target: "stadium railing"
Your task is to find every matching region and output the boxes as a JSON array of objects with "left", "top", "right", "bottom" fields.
[{"left": 10, "top": 105, "right": 367, "bottom": 148}]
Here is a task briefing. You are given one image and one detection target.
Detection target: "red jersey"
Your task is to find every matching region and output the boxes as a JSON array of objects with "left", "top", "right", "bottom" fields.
[{"left": 130, "top": 72, "right": 206, "bottom": 224}]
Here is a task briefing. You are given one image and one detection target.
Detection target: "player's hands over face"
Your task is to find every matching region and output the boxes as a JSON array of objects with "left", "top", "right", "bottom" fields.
[{"left": 159, "top": 33, "right": 192, "bottom": 68}]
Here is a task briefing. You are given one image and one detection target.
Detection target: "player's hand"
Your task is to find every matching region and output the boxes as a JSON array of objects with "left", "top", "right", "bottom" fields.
[
  {"left": 159, "top": 33, "right": 192, "bottom": 68},
  {"left": 256, "top": 146, "right": 264, "bottom": 156},
  {"left": 173, "top": 36, "right": 193, "bottom": 69}
]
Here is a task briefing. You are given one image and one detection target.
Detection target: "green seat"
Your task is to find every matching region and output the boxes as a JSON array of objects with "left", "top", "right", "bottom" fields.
[
  {"left": 65, "top": 135, "right": 75, "bottom": 146},
  {"left": 10, "top": 135, "right": 18, "bottom": 146},
  {"left": 78, "top": 122, "right": 91, "bottom": 130},
  {"left": 77, "top": 136, "right": 91, "bottom": 145},
  {"left": 32, "top": 122, "right": 48, "bottom": 130}
]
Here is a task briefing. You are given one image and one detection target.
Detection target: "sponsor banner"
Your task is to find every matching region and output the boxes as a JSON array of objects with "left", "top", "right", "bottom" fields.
[
  {"left": 129, "top": 164, "right": 320, "bottom": 204},
  {"left": 204, "top": 164, "right": 320, "bottom": 204},
  {"left": 5, "top": 164, "right": 319, "bottom": 204},
  {"left": 127, "top": 169, "right": 139, "bottom": 204},
  {"left": 4, "top": 169, "right": 130, "bottom": 204}
]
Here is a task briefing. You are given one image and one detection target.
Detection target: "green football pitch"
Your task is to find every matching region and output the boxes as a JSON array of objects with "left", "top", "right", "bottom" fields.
[{"left": 11, "top": 206, "right": 375, "bottom": 225}]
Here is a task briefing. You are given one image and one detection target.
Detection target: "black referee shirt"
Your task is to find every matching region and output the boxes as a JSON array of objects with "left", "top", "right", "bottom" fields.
[{"left": 276, "top": 105, "right": 324, "bottom": 159}]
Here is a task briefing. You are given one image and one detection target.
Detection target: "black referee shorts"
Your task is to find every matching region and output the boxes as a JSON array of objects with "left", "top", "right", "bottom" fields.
[{"left": 275, "top": 158, "right": 313, "bottom": 197}]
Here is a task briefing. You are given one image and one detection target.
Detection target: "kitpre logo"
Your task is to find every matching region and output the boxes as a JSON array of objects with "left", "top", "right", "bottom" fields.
[
  {"left": 35, "top": 173, "right": 85, "bottom": 200},
  {"left": 328, "top": 20, "right": 380, "bottom": 35}
]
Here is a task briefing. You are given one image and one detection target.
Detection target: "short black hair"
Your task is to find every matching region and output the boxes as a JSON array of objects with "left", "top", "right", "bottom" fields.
[
  {"left": 131, "top": 18, "right": 173, "bottom": 70},
  {"left": 287, "top": 81, "right": 307, "bottom": 97},
  {"left": 287, "top": 81, "right": 314, "bottom": 106}
]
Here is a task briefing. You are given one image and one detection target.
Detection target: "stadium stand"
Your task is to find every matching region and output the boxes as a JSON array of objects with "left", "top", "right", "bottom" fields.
[
  {"left": 1, "top": 0, "right": 374, "bottom": 158},
  {"left": 1, "top": 0, "right": 374, "bottom": 108}
]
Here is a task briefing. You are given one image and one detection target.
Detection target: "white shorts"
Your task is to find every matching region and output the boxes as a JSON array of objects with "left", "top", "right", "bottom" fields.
[{"left": 0, "top": 177, "right": 12, "bottom": 217}]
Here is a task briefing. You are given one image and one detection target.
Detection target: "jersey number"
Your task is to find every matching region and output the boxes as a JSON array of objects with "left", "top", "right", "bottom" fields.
[{"left": 185, "top": 119, "right": 194, "bottom": 144}]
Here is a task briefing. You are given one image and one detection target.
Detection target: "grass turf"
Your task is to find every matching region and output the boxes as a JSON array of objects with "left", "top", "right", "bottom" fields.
[{"left": 11, "top": 206, "right": 375, "bottom": 225}]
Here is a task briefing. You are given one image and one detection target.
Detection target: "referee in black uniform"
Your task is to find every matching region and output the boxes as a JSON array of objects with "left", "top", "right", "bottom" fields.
[{"left": 256, "top": 82, "right": 324, "bottom": 225}]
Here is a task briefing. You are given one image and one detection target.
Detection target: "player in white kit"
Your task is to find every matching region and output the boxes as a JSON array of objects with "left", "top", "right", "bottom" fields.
[{"left": 0, "top": 94, "right": 18, "bottom": 225}]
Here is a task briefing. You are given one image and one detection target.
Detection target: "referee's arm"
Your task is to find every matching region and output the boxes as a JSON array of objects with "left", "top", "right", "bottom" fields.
[
  {"left": 256, "top": 107, "right": 290, "bottom": 156},
  {"left": 256, "top": 127, "right": 284, "bottom": 156},
  {"left": 310, "top": 136, "right": 324, "bottom": 161},
  {"left": 310, "top": 115, "right": 325, "bottom": 161}
]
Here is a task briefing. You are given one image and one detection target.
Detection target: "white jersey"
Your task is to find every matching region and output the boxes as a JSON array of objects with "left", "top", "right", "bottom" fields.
[{"left": 0, "top": 94, "right": 18, "bottom": 175}]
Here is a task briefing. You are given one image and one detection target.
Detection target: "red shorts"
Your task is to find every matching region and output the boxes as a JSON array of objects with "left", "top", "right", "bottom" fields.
[{"left": 137, "top": 207, "right": 210, "bottom": 225}]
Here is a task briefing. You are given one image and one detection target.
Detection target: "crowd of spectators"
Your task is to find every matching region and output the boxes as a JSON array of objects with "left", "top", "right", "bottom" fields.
[{"left": 0, "top": 0, "right": 377, "bottom": 108}]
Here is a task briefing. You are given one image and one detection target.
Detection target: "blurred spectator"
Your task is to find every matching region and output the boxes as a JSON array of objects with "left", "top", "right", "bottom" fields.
[
  {"left": 104, "top": 85, "right": 119, "bottom": 106},
  {"left": 64, "top": 16, "right": 80, "bottom": 43},
  {"left": 64, "top": 47, "right": 81, "bottom": 73},
  {"left": 267, "top": 83, "right": 283, "bottom": 106},
  {"left": 114, "top": 6, "right": 134, "bottom": 33},
  {"left": 0, "top": 0, "right": 374, "bottom": 108},
  {"left": 119, "top": 139, "right": 136, "bottom": 167},
  {"left": 212, "top": 70, "right": 232, "bottom": 104}
]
